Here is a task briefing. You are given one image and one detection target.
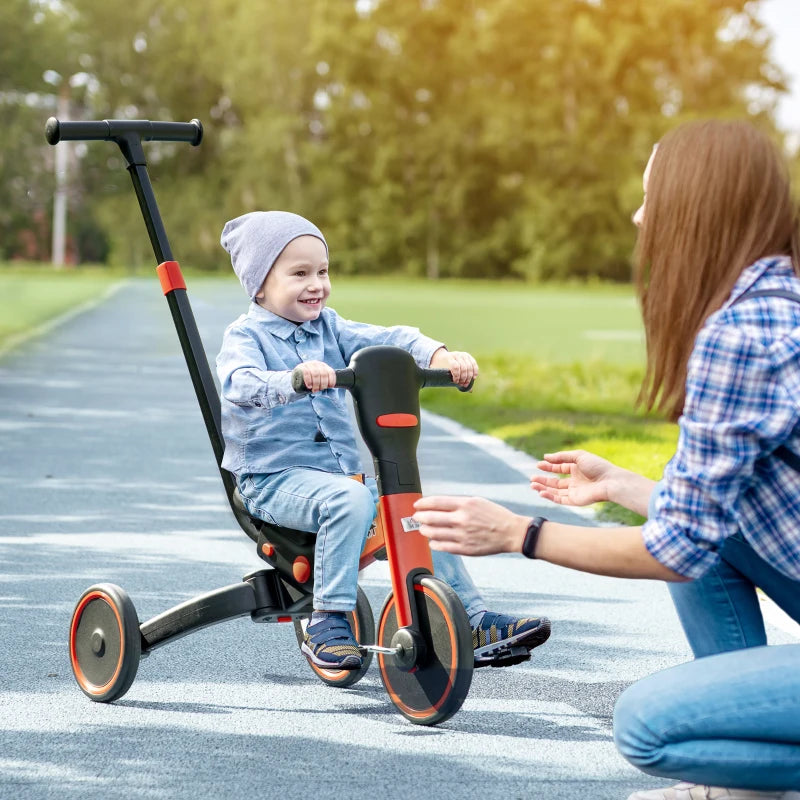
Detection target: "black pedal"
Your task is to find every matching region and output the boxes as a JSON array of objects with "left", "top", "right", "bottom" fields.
[{"left": 474, "top": 646, "right": 531, "bottom": 669}]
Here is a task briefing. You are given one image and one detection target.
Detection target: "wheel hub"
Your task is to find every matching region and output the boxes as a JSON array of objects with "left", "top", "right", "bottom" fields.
[
  {"left": 91, "top": 629, "right": 105, "bottom": 656},
  {"left": 391, "top": 627, "right": 424, "bottom": 671}
]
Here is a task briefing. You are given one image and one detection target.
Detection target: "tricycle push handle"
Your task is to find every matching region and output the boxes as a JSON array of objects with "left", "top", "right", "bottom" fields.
[{"left": 45, "top": 117, "right": 203, "bottom": 147}]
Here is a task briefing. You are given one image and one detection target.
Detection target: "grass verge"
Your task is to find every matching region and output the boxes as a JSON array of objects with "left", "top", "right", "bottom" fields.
[{"left": 0, "top": 266, "right": 121, "bottom": 350}]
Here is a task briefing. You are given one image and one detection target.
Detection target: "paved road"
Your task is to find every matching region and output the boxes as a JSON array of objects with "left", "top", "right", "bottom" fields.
[{"left": 0, "top": 279, "right": 795, "bottom": 800}]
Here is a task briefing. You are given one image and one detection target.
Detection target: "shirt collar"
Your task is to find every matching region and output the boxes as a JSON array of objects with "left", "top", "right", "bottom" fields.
[
  {"left": 724, "top": 255, "right": 795, "bottom": 308},
  {"left": 246, "top": 302, "right": 322, "bottom": 339}
]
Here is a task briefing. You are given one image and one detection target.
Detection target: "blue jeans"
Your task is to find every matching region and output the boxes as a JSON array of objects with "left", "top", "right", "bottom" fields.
[
  {"left": 239, "top": 468, "right": 485, "bottom": 615},
  {"left": 614, "top": 483, "right": 800, "bottom": 787},
  {"left": 667, "top": 532, "right": 800, "bottom": 658},
  {"left": 613, "top": 644, "right": 800, "bottom": 790}
]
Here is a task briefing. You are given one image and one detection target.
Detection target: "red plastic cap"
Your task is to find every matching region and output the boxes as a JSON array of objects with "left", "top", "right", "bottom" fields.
[
  {"left": 156, "top": 261, "right": 186, "bottom": 294},
  {"left": 292, "top": 556, "right": 311, "bottom": 584},
  {"left": 376, "top": 413, "right": 418, "bottom": 428},
  {"left": 261, "top": 542, "right": 275, "bottom": 558}
]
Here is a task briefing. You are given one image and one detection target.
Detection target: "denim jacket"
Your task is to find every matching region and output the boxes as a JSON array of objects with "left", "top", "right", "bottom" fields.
[{"left": 215, "top": 303, "right": 444, "bottom": 477}]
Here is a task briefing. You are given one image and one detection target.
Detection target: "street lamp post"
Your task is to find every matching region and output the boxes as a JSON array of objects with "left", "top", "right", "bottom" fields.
[{"left": 51, "top": 82, "right": 69, "bottom": 266}]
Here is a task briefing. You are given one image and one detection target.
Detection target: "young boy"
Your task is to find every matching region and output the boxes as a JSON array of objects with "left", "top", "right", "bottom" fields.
[{"left": 216, "top": 210, "right": 551, "bottom": 669}]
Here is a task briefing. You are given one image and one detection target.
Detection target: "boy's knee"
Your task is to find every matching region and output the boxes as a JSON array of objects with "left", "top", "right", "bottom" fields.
[{"left": 337, "top": 480, "right": 378, "bottom": 527}]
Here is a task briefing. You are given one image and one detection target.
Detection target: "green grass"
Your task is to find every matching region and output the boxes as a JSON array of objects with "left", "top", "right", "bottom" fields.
[
  {"left": 329, "top": 276, "right": 646, "bottom": 364},
  {"left": 0, "top": 267, "right": 675, "bottom": 521},
  {"left": 0, "top": 265, "right": 120, "bottom": 349}
]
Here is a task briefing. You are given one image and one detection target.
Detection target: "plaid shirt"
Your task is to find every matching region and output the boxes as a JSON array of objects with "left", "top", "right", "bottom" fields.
[{"left": 644, "top": 255, "right": 800, "bottom": 580}]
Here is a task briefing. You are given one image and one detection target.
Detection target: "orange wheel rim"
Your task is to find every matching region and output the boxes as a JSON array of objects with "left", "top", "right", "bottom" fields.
[
  {"left": 69, "top": 590, "right": 125, "bottom": 695},
  {"left": 378, "top": 585, "right": 457, "bottom": 719}
]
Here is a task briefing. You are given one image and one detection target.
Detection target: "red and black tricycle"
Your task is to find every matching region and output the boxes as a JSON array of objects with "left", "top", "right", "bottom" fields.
[{"left": 46, "top": 116, "right": 528, "bottom": 726}]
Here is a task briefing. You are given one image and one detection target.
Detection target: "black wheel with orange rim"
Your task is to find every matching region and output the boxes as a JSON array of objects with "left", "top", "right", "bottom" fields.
[
  {"left": 69, "top": 583, "right": 141, "bottom": 702},
  {"left": 377, "top": 574, "right": 473, "bottom": 726},
  {"left": 293, "top": 585, "right": 374, "bottom": 687}
]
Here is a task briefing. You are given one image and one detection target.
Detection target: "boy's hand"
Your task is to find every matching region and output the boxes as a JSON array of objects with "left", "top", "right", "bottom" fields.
[
  {"left": 430, "top": 347, "right": 479, "bottom": 388},
  {"left": 298, "top": 360, "right": 337, "bottom": 392}
]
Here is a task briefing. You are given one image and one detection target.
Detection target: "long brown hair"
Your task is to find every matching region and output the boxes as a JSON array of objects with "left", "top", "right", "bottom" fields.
[{"left": 635, "top": 119, "right": 800, "bottom": 421}]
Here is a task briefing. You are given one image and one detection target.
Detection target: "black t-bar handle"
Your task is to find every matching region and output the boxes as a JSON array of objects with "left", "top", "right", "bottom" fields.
[{"left": 45, "top": 117, "right": 203, "bottom": 147}]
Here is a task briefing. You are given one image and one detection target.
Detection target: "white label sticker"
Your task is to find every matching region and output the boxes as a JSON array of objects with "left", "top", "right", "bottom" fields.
[{"left": 401, "top": 516, "right": 421, "bottom": 532}]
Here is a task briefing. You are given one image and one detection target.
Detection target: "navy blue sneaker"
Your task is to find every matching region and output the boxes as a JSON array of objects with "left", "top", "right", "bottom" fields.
[
  {"left": 301, "top": 614, "right": 363, "bottom": 670},
  {"left": 472, "top": 612, "right": 551, "bottom": 659}
]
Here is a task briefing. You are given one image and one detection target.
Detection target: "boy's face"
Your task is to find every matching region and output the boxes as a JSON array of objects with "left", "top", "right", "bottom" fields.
[{"left": 255, "top": 235, "right": 330, "bottom": 323}]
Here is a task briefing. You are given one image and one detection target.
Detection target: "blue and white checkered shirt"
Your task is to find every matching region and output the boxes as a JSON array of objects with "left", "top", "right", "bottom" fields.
[{"left": 644, "top": 255, "right": 800, "bottom": 581}]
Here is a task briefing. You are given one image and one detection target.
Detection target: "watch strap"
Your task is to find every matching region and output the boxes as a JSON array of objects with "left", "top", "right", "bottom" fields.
[{"left": 522, "top": 516, "right": 546, "bottom": 559}]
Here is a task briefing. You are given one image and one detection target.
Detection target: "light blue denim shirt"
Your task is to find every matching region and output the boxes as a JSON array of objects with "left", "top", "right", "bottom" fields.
[{"left": 216, "top": 303, "right": 444, "bottom": 477}]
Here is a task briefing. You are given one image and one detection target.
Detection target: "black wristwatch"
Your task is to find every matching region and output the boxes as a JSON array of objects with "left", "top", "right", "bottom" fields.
[{"left": 522, "top": 516, "right": 546, "bottom": 559}]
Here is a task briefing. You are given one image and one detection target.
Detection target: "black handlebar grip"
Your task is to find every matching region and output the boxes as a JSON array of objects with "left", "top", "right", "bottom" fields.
[
  {"left": 291, "top": 366, "right": 355, "bottom": 393},
  {"left": 45, "top": 117, "right": 203, "bottom": 146},
  {"left": 46, "top": 118, "right": 107, "bottom": 144},
  {"left": 420, "top": 369, "right": 474, "bottom": 393}
]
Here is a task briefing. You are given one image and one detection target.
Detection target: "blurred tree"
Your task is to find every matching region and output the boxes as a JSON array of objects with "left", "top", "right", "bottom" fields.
[
  {"left": 2, "top": 0, "right": 790, "bottom": 279},
  {"left": 304, "top": 0, "right": 784, "bottom": 280},
  {"left": 0, "top": 0, "right": 75, "bottom": 260}
]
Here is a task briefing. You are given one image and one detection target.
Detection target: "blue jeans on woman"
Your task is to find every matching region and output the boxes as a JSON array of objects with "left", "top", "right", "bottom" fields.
[
  {"left": 613, "top": 487, "right": 800, "bottom": 789},
  {"left": 238, "top": 468, "right": 486, "bottom": 615},
  {"left": 613, "top": 643, "right": 800, "bottom": 790}
]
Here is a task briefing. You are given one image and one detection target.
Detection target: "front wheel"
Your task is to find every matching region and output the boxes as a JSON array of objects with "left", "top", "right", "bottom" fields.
[
  {"left": 294, "top": 584, "right": 374, "bottom": 687},
  {"left": 377, "top": 574, "right": 473, "bottom": 725},
  {"left": 69, "top": 583, "right": 141, "bottom": 702}
]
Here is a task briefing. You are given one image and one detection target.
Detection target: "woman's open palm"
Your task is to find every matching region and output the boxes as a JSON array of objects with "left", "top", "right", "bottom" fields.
[{"left": 530, "top": 450, "right": 615, "bottom": 507}]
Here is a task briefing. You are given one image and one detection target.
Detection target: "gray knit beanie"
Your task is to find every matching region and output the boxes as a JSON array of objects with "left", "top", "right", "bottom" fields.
[{"left": 220, "top": 211, "right": 328, "bottom": 300}]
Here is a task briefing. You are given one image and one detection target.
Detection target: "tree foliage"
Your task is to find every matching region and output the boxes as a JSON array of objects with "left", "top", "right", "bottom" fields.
[{"left": 1, "top": 0, "right": 793, "bottom": 279}]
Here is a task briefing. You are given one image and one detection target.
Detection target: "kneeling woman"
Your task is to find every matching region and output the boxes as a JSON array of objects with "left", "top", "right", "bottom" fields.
[{"left": 414, "top": 119, "right": 800, "bottom": 800}]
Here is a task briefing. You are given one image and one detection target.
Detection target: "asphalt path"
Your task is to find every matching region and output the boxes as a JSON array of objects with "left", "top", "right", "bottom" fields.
[{"left": 1, "top": 278, "right": 796, "bottom": 800}]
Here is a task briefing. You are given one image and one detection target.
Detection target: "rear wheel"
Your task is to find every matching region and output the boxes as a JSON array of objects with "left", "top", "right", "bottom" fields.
[
  {"left": 69, "top": 583, "right": 141, "bottom": 702},
  {"left": 377, "top": 574, "right": 473, "bottom": 725},
  {"left": 294, "top": 584, "right": 374, "bottom": 687}
]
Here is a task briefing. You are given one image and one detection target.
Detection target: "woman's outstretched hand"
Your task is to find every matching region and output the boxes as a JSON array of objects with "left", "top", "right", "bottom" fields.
[
  {"left": 412, "top": 495, "right": 527, "bottom": 557},
  {"left": 413, "top": 485, "right": 683, "bottom": 582},
  {"left": 530, "top": 450, "right": 617, "bottom": 507},
  {"left": 531, "top": 450, "right": 655, "bottom": 517}
]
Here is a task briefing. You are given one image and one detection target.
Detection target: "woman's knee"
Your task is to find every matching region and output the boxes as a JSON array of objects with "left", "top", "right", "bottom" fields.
[{"left": 613, "top": 682, "right": 668, "bottom": 772}]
